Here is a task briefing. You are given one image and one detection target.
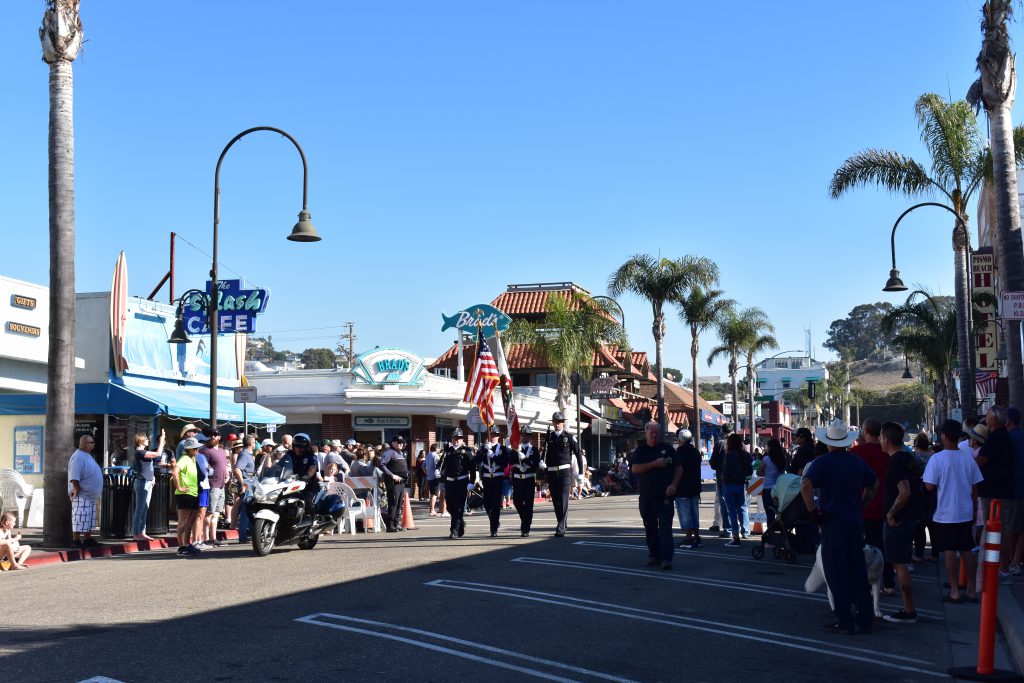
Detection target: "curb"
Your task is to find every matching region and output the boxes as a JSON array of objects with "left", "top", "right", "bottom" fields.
[
  {"left": 22, "top": 529, "right": 239, "bottom": 568},
  {"left": 998, "top": 588, "right": 1024, "bottom": 675}
]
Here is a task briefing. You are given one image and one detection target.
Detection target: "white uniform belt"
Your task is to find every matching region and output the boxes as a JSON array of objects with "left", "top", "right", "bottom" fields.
[
  {"left": 512, "top": 473, "right": 536, "bottom": 479},
  {"left": 446, "top": 475, "right": 469, "bottom": 481},
  {"left": 482, "top": 473, "right": 503, "bottom": 478},
  {"left": 548, "top": 463, "right": 571, "bottom": 471}
]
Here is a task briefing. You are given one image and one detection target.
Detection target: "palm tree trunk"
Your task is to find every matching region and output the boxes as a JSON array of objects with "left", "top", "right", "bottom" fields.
[
  {"left": 690, "top": 329, "right": 701, "bottom": 448},
  {"left": 988, "top": 102, "right": 1024, "bottom": 409},
  {"left": 42, "top": 55, "right": 77, "bottom": 546},
  {"left": 653, "top": 313, "right": 667, "bottom": 436},
  {"left": 953, "top": 234, "right": 975, "bottom": 415},
  {"left": 730, "top": 357, "right": 739, "bottom": 429}
]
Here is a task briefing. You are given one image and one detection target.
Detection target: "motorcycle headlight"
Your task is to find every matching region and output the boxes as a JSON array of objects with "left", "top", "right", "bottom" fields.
[{"left": 252, "top": 486, "right": 278, "bottom": 503}]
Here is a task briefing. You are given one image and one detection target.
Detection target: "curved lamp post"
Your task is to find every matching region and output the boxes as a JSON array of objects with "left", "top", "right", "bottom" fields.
[
  {"left": 739, "top": 349, "right": 803, "bottom": 447},
  {"left": 884, "top": 201, "right": 974, "bottom": 412},
  {"left": 590, "top": 295, "right": 630, "bottom": 376},
  {"left": 170, "top": 127, "right": 320, "bottom": 431}
]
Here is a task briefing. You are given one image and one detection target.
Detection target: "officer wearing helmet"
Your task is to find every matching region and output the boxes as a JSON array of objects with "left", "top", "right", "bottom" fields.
[
  {"left": 474, "top": 424, "right": 511, "bottom": 537},
  {"left": 271, "top": 433, "right": 320, "bottom": 509},
  {"left": 543, "top": 411, "right": 582, "bottom": 537},
  {"left": 511, "top": 425, "right": 541, "bottom": 536},
  {"left": 438, "top": 427, "right": 475, "bottom": 539},
  {"left": 674, "top": 427, "right": 704, "bottom": 549}
]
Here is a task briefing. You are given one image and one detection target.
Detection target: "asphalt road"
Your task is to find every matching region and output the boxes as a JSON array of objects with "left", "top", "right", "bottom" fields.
[{"left": 0, "top": 494, "right": 971, "bottom": 682}]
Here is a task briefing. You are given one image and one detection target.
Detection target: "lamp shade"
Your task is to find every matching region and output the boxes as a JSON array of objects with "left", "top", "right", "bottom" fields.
[
  {"left": 902, "top": 367, "right": 913, "bottom": 379},
  {"left": 883, "top": 268, "right": 908, "bottom": 292},
  {"left": 288, "top": 210, "right": 321, "bottom": 242},
  {"left": 168, "top": 317, "right": 192, "bottom": 344}
]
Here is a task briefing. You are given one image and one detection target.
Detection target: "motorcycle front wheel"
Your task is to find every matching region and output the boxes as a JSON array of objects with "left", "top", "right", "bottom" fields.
[
  {"left": 252, "top": 518, "right": 276, "bottom": 556},
  {"left": 297, "top": 534, "right": 319, "bottom": 550}
]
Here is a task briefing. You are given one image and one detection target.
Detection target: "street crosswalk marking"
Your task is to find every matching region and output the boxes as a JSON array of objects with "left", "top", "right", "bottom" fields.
[
  {"left": 426, "top": 579, "right": 945, "bottom": 679},
  {"left": 296, "top": 612, "right": 636, "bottom": 683}
]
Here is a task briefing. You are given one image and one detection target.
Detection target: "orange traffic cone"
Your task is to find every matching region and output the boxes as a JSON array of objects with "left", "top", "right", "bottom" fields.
[
  {"left": 401, "top": 491, "right": 417, "bottom": 530},
  {"left": 364, "top": 493, "right": 375, "bottom": 531},
  {"left": 752, "top": 520, "right": 764, "bottom": 535}
]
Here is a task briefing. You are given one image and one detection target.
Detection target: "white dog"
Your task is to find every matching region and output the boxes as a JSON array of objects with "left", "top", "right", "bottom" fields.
[{"left": 804, "top": 544, "right": 884, "bottom": 618}]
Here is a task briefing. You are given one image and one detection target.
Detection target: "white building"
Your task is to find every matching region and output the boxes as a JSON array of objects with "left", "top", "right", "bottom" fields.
[{"left": 754, "top": 356, "right": 828, "bottom": 400}]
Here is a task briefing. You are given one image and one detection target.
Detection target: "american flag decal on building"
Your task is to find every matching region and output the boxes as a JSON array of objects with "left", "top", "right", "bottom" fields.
[{"left": 976, "top": 370, "right": 998, "bottom": 397}]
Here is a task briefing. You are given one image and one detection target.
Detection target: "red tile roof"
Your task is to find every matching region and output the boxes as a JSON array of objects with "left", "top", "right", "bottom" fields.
[
  {"left": 607, "top": 397, "right": 679, "bottom": 432},
  {"left": 637, "top": 382, "right": 723, "bottom": 416},
  {"left": 491, "top": 288, "right": 580, "bottom": 316}
]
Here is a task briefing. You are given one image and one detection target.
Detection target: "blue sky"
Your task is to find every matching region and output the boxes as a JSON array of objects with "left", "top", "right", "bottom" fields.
[{"left": 0, "top": 2, "right": 1014, "bottom": 379}]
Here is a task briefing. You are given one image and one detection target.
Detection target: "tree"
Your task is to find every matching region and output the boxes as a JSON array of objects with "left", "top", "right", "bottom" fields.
[
  {"left": 707, "top": 307, "right": 772, "bottom": 430},
  {"left": 675, "top": 286, "right": 735, "bottom": 446},
  {"left": 41, "top": 0, "right": 83, "bottom": 547},
  {"left": 609, "top": 254, "right": 718, "bottom": 436},
  {"left": 881, "top": 291, "right": 957, "bottom": 426},
  {"left": 968, "top": 0, "right": 1024, "bottom": 409},
  {"left": 505, "top": 292, "right": 627, "bottom": 413},
  {"left": 742, "top": 319, "right": 778, "bottom": 440},
  {"left": 662, "top": 367, "right": 683, "bottom": 382},
  {"left": 830, "top": 94, "right": 992, "bottom": 412},
  {"left": 824, "top": 303, "right": 896, "bottom": 361},
  {"left": 301, "top": 347, "right": 337, "bottom": 369}
]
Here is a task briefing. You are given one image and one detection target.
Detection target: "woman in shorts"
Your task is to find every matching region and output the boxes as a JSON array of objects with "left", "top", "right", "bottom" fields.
[{"left": 173, "top": 437, "right": 201, "bottom": 556}]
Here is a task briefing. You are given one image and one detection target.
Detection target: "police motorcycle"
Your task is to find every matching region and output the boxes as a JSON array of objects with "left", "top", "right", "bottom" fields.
[{"left": 243, "top": 438, "right": 344, "bottom": 557}]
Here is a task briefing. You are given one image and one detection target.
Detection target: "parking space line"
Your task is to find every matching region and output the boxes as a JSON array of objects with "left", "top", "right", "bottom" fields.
[
  {"left": 295, "top": 612, "right": 636, "bottom": 683},
  {"left": 425, "top": 580, "right": 945, "bottom": 678},
  {"left": 571, "top": 542, "right": 944, "bottom": 618}
]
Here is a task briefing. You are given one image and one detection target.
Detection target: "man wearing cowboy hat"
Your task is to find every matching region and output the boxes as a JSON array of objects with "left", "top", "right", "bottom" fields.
[
  {"left": 173, "top": 423, "right": 201, "bottom": 465},
  {"left": 801, "top": 418, "right": 879, "bottom": 635}
]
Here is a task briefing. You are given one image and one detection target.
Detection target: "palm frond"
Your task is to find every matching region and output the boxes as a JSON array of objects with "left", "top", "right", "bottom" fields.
[
  {"left": 828, "top": 149, "right": 934, "bottom": 199},
  {"left": 915, "top": 94, "right": 985, "bottom": 194}
]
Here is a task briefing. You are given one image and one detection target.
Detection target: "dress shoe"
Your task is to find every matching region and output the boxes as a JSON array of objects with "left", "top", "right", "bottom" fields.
[
  {"left": 490, "top": 532, "right": 498, "bottom": 538},
  {"left": 521, "top": 531, "right": 529, "bottom": 538},
  {"left": 449, "top": 532, "right": 458, "bottom": 539}
]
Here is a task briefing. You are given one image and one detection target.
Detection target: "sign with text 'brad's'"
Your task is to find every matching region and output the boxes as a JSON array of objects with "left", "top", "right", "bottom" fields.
[
  {"left": 441, "top": 304, "right": 511, "bottom": 338},
  {"left": 351, "top": 348, "right": 427, "bottom": 386},
  {"left": 183, "top": 279, "right": 270, "bottom": 334}
]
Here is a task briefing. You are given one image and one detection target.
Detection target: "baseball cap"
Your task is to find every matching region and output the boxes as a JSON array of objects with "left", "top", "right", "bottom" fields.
[
  {"left": 260, "top": 438, "right": 277, "bottom": 448},
  {"left": 195, "top": 433, "right": 210, "bottom": 443},
  {"left": 346, "top": 438, "right": 357, "bottom": 446},
  {"left": 225, "top": 433, "right": 240, "bottom": 444},
  {"left": 391, "top": 434, "right": 406, "bottom": 443}
]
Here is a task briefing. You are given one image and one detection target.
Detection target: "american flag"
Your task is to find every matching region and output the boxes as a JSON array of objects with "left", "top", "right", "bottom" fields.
[
  {"left": 976, "top": 369, "right": 998, "bottom": 396},
  {"left": 492, "top": 333, "right": 522, "bottom": 449},
  {"left": 464, "top": 326, "right": 500, "bottom": 427}
]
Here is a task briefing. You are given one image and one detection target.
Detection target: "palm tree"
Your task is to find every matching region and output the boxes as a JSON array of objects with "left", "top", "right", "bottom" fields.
[
  {"left": 40, "top": 0, "right": 83, "bottom": 546},
  {"left": 609, "top": 254, "right": 718, "bottom": 435},
  {"left": 505, "top": 292, "right": 627, "bottom": 415},
  {"left": 675, "top": 287, "right": 735, "bottom": 446},
  {"left": 881, "top": 291, "right": 958, "bottom": 425},
  {"left": 742, "top": 324, "right": 777, "bottom": 443},
  {"left": 830, "top": 94, "right": 987, "bottom": 413},
  {"left": 968, "top": 0, "right": 1024, "bottom": 409},
  {"left": 707, "top": 307, "right": 771, "bottom": 430}
]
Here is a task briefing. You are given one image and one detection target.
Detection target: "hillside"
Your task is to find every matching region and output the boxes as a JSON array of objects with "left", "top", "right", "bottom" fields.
[{"left": 849, "top": 358, "right": 921, "bottom": 393}]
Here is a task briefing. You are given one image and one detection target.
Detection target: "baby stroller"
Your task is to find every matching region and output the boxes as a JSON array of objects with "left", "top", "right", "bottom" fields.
[{"left": 752, "top": 473, "right": 819, "bottom": 564}]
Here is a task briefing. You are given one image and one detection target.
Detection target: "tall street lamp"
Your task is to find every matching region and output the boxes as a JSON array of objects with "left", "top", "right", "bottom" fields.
[
  {"left": 170, "top": 127, "right": 320, "bottom": 432},
  {"left": 741, "top": 349, "right": 802, "bottom": 448},
  {"left": 884, "top": 201, "right": 974, "bottom": 415},
  {"left": 590, "top": 294, "right": 631, "bottom": 376}
]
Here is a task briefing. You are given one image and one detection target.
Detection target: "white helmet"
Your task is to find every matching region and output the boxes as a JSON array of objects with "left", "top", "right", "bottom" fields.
[{"left": 677, "top": 429, "right": 693, "bottom": 443}]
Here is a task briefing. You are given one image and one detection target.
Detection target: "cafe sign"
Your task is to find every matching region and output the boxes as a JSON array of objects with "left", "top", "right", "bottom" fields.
[
  {"left": 352, "top": 348, "right": 426, "bottom": 386},
  {"left": 183, "top": 279, "right": 270, "bottom": 334}
]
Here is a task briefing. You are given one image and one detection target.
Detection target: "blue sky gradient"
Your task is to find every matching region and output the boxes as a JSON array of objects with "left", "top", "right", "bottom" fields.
[{"left": 0, "top": 2, "right": 1014, "bottom": 378}]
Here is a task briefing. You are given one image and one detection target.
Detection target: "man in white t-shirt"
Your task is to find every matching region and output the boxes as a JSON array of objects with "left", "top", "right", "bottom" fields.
[
  {"left": 924, "top": 419, "right": 984, "bottom": 603},
  {"left": 68, "top": 435, "right": 103, "bottom": 549}
]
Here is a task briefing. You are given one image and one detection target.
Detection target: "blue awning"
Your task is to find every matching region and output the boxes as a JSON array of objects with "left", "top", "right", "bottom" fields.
[{"left": 0, "top": 377, "right": 284, "bottom": 424}]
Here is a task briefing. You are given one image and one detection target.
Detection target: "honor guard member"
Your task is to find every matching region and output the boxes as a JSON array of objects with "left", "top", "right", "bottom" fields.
[
  {"left": 379, "top": 435, "right": 410, "bottom": 533},
  {"left": 543, "top": 411, "right": 583, "bottom": 537},
  {"left": 439, "top": 428, "right": 476, "bottom": 538},
  {"left": 511, "top": 427, "right": 541, "bottom": 536},
  {"left": 474, "top": 425, "right": 511, "bottom": 537}
]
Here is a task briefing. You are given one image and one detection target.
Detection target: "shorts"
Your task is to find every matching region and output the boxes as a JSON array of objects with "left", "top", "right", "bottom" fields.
[
  {"left": 198, "top": 488, "right": 210, "bottom": 509},
  {"left": 175, "top": 494, "right": 199, "bottom": 510},
  {"left": 71, "top": 496, "right": 97, "bottom": 533},
  {"left": 428, "top": 479, "right": 440, "bottom": 496},
  {"left": 1007, "top": 499, "right": 1024, "bottom": 534},
  {"left": 931, "top": 520, "right": 974, "bottom": 553},
  {"left": 675, "top": 496, "right": 700, "bottom": 529},
  {"left": 208, "top": 487, "right": 225, "bottom": 516},
  {"left": 882, "top": 518, "right": 918, "bottom": 564}
]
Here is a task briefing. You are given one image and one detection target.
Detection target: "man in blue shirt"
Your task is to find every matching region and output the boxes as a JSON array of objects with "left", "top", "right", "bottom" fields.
[{"left": 802, "top": 419, "right": 879, "bottom": 635}]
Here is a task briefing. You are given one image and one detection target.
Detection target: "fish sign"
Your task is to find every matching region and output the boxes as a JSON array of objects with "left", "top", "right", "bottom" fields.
[{"left": 441, "top": 304, "right": 512, "bottom": 338}]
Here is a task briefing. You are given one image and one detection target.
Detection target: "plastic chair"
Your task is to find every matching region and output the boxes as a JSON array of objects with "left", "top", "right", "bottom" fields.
[
  {"left": 345, "top": 475, "right": 383, "bottom": 533},
  {"left": 0, "top": 469, "right": 35, "bottom": 527},
  {"left": 327, "top": 481, "right": 365, "bottom": 535}
]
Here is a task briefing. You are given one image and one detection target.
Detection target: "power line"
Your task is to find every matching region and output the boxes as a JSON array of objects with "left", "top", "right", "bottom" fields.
[{"left": 174, "top": 232, "right": 262, "bottom": 289}]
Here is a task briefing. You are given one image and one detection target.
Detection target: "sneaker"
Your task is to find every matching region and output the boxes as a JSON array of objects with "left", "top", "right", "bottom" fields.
[
  {"left": 1010, "top": 564, "right": 1022, "bottom": 577},
  {"left": 708, "top": 525, "right": 721, "bottom": 532},
  {"left": 189, "top": 544, "right": 204, "bottom": 553},
  {"left": 82, "top": 537, "right": 102, "bottom": 548},
  {"left": 213, "top": 539, "right": 227, "bottom": 547},
  {"left": 176, "top": 546, "right": 189, "bottom": 556},
  {"left": 724, "top": 540, "right": 741, "bottom": 548},
  {"left": 677, "top": 541, "right": 693, "bottom": 549},
  {"left": 441, "top": 512, "right": 451, "bottom": 517},
  {"left": 691, "top": 539, "right": 703, "bottom": 548},
  {"left": 718, "top": 531, "right": 731, "bottom": 539},
  {"left": 883, "top": 610, "right": 918, "bottom": 624}
]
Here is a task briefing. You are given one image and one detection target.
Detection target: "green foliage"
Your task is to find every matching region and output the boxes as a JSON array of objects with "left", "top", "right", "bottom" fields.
[
  {"left": 663, "top": 367, "right": 682, "bottom": 382},
  {"left": 856, "top": 384, "right": 931, "bottom": 427},
  {"left": 824, "top": 302, "right": 896, "bottom": 360},
  {"left": 301, "top": 347, "right": 337, "bottom": 369}
]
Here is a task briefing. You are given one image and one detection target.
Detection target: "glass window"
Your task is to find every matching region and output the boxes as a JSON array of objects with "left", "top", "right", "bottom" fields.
[
  {"left": 782, "top": 380, "right": 791, "bottom": 389},
  {"left": 536, "top": 373, "right": 558, "bottom": 388}
]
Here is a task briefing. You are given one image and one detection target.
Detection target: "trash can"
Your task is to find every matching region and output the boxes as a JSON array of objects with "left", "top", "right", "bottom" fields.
[
  {"left": 100, "top": 466, "right": 134, "bottom": 539},
  {"left": 146, "top": 469, "right": 171, "bottom": 536}
]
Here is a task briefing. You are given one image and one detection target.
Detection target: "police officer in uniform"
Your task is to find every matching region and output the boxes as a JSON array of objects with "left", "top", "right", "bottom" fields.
[
  {"left": 511, "top": 426, "right": 541, "bottom": 537},
  {"left": 543, "top": 411, "right": 582, "bottom": 537},
  {"left": 438, "top": 428, "right": 476, "bottom": 539},
  {"left": 379, "top": 435, "right": 410, "bottom": 533},
  {"left": 474, "top": 425, "right": 511, "bottom": 537},
  {"left": 288, "top": 433, "right": 321, "bottom": 514}
]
